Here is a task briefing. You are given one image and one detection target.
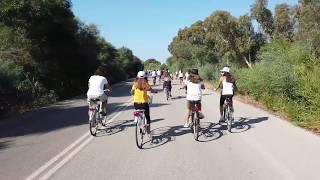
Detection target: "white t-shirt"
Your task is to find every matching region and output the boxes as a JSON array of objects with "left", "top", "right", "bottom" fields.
[
  {"left": 185, "top": 72, "right": 190, "bottom": 80},
  {"left": 157, "top": 70, "right": 161, "bottom": 76},
  {"left": 185, "top": 80, "right": 203, "bottom": 101},
  {"left": 87, "top": 75, "right": 108, "bottom": 96},
  {"left": 151, "top": 71, "right": 157, "bottom": 77},
  {"left": 179, "top": 72, "right": 184, "bottom": 78},
  {"left": 222, "top": 80, "right": 234, "bottom": 95}
]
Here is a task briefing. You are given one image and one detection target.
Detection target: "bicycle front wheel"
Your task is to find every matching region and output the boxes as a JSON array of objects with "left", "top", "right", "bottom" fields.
[{"left": 135, "top": 117, "right": 144, "bottom": 149}]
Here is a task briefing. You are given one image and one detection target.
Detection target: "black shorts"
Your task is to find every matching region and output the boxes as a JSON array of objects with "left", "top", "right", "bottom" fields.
[{"left": 220, "top": 95, "right": 233, "bottom": 106}]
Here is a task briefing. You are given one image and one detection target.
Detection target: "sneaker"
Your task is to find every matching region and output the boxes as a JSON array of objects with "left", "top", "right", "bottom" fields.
[
  {"left": 198, "top": 112, "right": 205, "bottom": 119},
  {"left": 184, "top": 122, "right": 190, "bottom": 128}
]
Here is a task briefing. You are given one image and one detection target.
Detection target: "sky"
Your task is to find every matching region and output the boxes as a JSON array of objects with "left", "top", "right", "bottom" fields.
[{"left": 72, "top": 0, "right": 298, "bottom": 63}]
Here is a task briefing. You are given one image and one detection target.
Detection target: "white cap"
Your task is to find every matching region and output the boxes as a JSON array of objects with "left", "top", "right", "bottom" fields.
[
  {"left": 221, "top": 67, "right": 230, "bottom": 73},
  {"left": 137, "top": 71, "right": 145, "bottom": 78}
]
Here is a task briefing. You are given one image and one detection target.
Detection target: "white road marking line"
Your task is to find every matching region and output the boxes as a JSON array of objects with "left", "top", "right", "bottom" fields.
[
  {"left": 26, "top": 99, "right": 132, "bottom": 180},
  {"left": 38, "top": 136, "right": 93, "bottom": 180},
  {"left": 24, "top": 132, "right": 90, "bottom": 180}
]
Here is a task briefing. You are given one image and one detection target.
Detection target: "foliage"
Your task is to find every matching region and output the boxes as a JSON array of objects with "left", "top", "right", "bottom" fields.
[{"left": 0, "top": 0, "right": 142, "bottom": 117}]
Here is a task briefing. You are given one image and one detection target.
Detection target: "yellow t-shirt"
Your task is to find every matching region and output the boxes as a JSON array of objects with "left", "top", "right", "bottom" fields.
[{"left": 132, "top": 81, "right": 151, "bottom": 103}]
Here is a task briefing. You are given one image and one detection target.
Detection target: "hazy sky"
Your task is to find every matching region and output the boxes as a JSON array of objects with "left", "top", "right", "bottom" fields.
[{"left": 72, "top": 0, "right": 298, "bottom": 63}]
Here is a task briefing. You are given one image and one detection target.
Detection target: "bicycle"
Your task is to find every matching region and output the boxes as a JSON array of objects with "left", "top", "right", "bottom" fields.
[
  {"left": 223, "top": 97, "right": 234, "bottom": 132},
  {"left": 88, "top": 90, "right": 110, "bottom": 136},
  {"left": 88, "top": 99, "right": 107, "bottom": 136},
  {"left": 133, "top": 109, "right": 148, "bottom": 149},
  {"left": 190, "top": 101, "right": 201, "bottom": 141}
]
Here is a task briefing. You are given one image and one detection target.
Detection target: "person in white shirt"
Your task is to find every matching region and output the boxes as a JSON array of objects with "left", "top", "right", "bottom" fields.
[
  {"left": 178, "top": 70, "right": 184, "bottom": 84},
  {"left": 185, "top": 70, "right": 190, "bottom": 81},
  {"left": 151, "top": 70, "right": 157, "bottom": 85},
  {"left": 87, "top": 66, "right": 111, "bottom": 116},
  {"left": 181, "top": 69, "right": 205, "bottom": 127},
  {"left": 157, "top": 70, "right": 161, "bottom": 82},
  {"left": 215, "top": 67, "right": 237, "bottom": 122}
]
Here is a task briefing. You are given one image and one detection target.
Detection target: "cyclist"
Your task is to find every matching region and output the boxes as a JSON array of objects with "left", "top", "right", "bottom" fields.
[
  {"left": 163, "top": 70, "right": 172, "bottom": 97},
  {"left": 178, "top": 70, "right": 184, "bottom": 84},
  {"left": 185, "top": 70, "right": 190, "bottom": 81},
  {"left": 157, "top": 70, "right": 161, "bottom": 82},
  {"left": 87, "top": 66, "right": 111, "bottom": 116},
  {"left": 131, "top": 71, "right": 153, "bottom": 133},
  {"left": 181, "top": 69, "right": 205, "bottom": 127},
  {"left": 215, "top": 67, "right": 237, "bottom": 123},
  {"left": 151, "top": 70, "right": 157, "bottom": 85}
]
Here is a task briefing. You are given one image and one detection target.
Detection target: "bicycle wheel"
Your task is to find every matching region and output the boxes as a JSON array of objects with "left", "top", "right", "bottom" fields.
[
  {"left": 192, "top": 113, "right": 199, "bottom": 141},
  {"left": 89, "top": 110, "right": 98, "bottom": 136},
  {"left": 226, "top": 107, "right": 232, "bottom": 132},
  {"left": 135, "top": 117, "right": 144, "bottom": 149}
]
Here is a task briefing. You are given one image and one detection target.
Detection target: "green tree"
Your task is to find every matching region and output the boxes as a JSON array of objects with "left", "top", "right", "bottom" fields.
[
  {"left": 274, "top": 3, "right": 294, "bottom": 39},
  {"left": 297, "top": 0, "right": 320, "bottom": 57},
  {"left": 144, "top": 58, "right": 161, "bottom": 70},
  {"left": 251, "top": 0, "right": 274, "bottom": 37}
]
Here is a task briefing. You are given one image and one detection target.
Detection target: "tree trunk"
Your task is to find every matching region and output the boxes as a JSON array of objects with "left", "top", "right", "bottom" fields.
[{"left": 243, "top": 56, "right": 252, "bottom": 69}]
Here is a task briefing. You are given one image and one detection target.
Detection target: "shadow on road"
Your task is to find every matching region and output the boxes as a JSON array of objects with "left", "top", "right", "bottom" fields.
[
  {"left": 230, "top": 116, "right": 269, "bottom": 133},
  {"left": 0, "top": 101, "right": 137, "bottom": 151},
  {"left": 95, "top": 118, "right": 165, "bottom": 137},
  {"left": 0, "top": 140, "right": 12, "bottom": 151}
]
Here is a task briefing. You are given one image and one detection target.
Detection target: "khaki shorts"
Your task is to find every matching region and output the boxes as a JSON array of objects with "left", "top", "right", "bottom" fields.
[{"left": 87, "top": 93, "right": 108, "bottom": 102}]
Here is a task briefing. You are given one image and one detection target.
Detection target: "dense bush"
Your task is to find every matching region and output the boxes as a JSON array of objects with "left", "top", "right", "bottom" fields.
[{"left": 235, "top": 39, "right": 320, "bottom": 129}]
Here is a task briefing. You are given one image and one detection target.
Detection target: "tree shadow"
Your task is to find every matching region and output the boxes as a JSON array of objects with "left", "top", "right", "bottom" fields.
[{"left": 0, "top": 140, "right": 12, "bottom": 151}]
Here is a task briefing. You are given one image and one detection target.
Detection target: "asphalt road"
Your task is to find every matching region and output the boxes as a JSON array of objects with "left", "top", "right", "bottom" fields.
[{"left": 1, "top": 79, "right": 320, "bottom": 180}]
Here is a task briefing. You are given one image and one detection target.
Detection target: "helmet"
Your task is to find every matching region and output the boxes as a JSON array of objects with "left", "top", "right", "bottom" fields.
[
  {"left": 221, "top": 67, "right": 230, "bottom": 73},
  {"left": 190, "top": 68, "right": 198, "bottom": 75},
  {"left": 137, "top": 71, "right": 145, "bottom": 78}
]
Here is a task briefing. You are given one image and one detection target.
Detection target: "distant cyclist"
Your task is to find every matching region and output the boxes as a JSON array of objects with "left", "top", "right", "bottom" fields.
[
  {"left": 151, "top": 70, "right": 157, "bottom": 85},
  {"left": 87, "top": 66, "right": 111, "bottom": 116},
  {"left": 157, "top": 70, "right": 161, "bottom": 82},
  {"left": 181, "top": 69, "right": 205, "bottom": 127},
  {"left": 215, "top": 67, "right": 237, "bottom": 123},
  {"left": 178, "top": 70, "right": 184, "bottom": 84},
  {"left": 131, "top": 71, "right": 153, "bottom": 133},
  {"left": 163, "top": 70, "right": 172, "bottom": 97}
]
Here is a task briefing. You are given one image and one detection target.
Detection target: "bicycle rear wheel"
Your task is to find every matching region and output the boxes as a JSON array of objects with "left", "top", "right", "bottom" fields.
[
  {"left": 135, "top": 117, "right": 144, "bottom": 149},
  {"left": 89, "top": 111, "right": 98, "bottom": 136},
  {"left": 226, "top": 107, "right": 232, "bottom": 132}
]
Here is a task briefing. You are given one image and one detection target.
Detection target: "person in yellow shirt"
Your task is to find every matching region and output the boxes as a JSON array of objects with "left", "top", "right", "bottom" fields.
[{"left": 131, "top": 71, "right": 153, "bottom": 133}]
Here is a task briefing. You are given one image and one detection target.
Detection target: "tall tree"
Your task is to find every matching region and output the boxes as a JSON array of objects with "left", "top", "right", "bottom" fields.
[
  {"left": 274, "top": 3, "right": 294, "bottom": 40},
  {"left": 297, "top": 0, "right": 320, "bottom": 57},
  {"left": 251, "top": 0, "right": 274, "bottom": 37}
]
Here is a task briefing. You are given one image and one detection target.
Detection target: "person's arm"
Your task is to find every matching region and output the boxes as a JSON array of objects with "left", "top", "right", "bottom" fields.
[
  {"left": 215, "top": 76, "right": 223, "bottom": 91},
  {"left": 233, "top": 81, "right": 238, "bottom": 94}
]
